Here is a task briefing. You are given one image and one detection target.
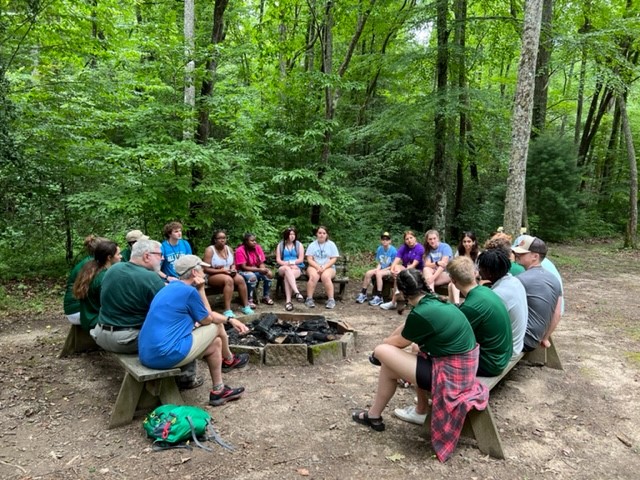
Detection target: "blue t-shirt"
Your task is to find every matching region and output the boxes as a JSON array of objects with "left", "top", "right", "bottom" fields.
[
  {"left": 396, "top": 243, "right": 425, "bottom": 270},
  {"left": 426, "top": 242, "right": 453, "bottom": 264},
  {"left": 138, "top": 281, "right": 209, "bottom": 369},
  {"left": 376, "top": 245, "right": 397, "bottom": 269},
  {"left": 161, "top": 239, "right": 192, "bottom": 277}
]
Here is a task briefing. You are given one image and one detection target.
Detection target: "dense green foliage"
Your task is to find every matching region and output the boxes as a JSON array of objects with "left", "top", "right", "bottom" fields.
[{"left": 0, "top": 0, "right": 639, "bottom": 278}]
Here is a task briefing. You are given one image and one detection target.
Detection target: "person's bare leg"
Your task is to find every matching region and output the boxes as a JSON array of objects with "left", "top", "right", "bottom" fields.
[
  {"left": 322, "top": 269, "right": 336, "bottom": 299},
  {"left": 202, "top": 337, "right": 223, "bottom": 386},
  {"left": 375, "top": 270, "right": 386, "bottom": 293},
  {"left": 367, "top": 344, "right": 419, "bottom": 417},
  {"left": 306, "top": 267, "right": 320, "bottom": 298},
  {"left": 279, "top": 266, "right": 293, "bottom": 303},
  {"left": 362, "top": 269, "right": 374, "bottom": 290},
  {"left": 218, "top": 326, "right": 234, "bottom": 360},
  {"left": 234, "top": 275, "right": 250, "bottom": 306}
]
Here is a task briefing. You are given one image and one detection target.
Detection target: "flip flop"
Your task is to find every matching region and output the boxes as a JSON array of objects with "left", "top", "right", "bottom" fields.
[
  {"left": 285, "top": 302, "right": 294, "bottom": 311},
  {"left": 351, "top": 409, "right": 385, "bottom": 431}
]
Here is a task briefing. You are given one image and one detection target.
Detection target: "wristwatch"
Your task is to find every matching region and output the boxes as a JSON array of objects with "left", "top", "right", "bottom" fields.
[{"left": 225, "top": 316, "right": 233, "bottom": 325}]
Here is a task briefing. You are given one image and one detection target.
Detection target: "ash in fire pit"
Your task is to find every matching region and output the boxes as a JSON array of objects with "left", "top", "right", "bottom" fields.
[{"left": 227, "top": 313, "right": 339, "bottom": 347}]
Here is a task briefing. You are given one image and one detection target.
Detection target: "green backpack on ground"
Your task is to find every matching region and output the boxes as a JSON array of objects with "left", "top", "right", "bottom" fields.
[{"left": 143, "top": 404, "right": 234, "bottom": 452}]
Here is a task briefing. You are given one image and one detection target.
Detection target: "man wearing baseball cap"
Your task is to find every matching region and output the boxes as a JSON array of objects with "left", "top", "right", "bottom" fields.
[
  {"left": 138, "top": 255, "right": 250, "bottom": 406},
  {"left": 512, "top": 235, "right": 562, "bottom": 352},
  {"left": 121, "top": 229, "right": 149, "bottom": 262}
]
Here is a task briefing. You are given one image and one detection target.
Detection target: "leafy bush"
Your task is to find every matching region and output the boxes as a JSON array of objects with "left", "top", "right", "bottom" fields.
[{"left": 526, "top": 133, "right": 584, "bottom": 241}]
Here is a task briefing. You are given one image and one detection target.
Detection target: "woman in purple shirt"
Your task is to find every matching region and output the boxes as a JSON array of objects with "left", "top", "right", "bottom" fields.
[{"left": 379, "top": 230, "right": 425, "bottom": 310}]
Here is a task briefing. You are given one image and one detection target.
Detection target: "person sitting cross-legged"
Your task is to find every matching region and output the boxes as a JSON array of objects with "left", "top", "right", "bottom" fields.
[
  {"left": 351, "top": 268, "right": 488, "bottom": 463},
  {"left": 138, "top": 255, "right": 250, "bottom": 406}
]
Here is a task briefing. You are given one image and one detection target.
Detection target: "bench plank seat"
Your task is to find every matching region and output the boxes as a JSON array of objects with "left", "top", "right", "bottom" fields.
[{"left": 109, "top": 354, "right": 184, "bottom": 429}]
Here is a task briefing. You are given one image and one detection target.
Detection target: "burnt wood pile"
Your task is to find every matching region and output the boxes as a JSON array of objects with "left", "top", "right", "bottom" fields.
[{"left": 226, "top": 313, "right": 339, "bottom": 347}]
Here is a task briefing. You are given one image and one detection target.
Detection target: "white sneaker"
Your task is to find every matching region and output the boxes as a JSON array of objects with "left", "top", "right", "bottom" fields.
[
  {"left": 393, "top": 405, "right": 427, "bottom": 425},
  {"left": 355, "top": 293, "right": 368, "bottom": 304},
  {"left": 380, "top": 300, "right": 397, "bottom": 310}
]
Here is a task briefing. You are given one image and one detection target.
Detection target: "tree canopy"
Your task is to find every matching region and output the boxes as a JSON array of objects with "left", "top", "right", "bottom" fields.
[{"left": 1, "top": 0, "right": 639, "bottom": 277}]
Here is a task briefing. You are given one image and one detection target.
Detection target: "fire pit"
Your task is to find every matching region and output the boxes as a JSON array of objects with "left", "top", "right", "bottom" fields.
[{"left": 226, "top": 312, "right": 357, "bottom": 366}]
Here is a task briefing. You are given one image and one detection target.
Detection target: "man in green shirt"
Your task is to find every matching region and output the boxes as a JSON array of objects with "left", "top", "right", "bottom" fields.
[
  {"left": 448, "top": 256, "right": 513, "bottom": 376},
  {"left": 91, "top": 239, "right": 165, "bottom": 353}
]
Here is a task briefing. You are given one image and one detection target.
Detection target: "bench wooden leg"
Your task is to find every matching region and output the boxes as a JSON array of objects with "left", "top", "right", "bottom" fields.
[
  {"left": 153, "top": 378, "right": 184, "bottom": 405},
  {"left": 109, "top": 373, "right": 144, "bottom": 429},
  {"left": 338, "top": 282, "right": 347, "bottom": 300},
  {"left": 58, "top": 324, "right": 99, "bottom": 358},
  {"left": 523, "top": 337, "right": 563, "bottom": 370},
  {"left": 466, "top": 406, "right": 505, "bottom": 459}
]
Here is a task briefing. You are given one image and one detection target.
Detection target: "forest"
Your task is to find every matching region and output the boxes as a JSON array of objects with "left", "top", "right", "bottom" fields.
[{"left": 1, "top": 0, "right": 638, "bottom": 277}]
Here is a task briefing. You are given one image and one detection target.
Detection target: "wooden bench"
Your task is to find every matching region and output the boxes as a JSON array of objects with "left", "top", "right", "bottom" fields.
[
  {"left": 108, "top": 354, "right": 184, "bottom": 429},
  {"left": 58, "top": 324, "right": 99, "bottom": 358},
  {"left": 274, "top": 256, "right": 349, "bottom": 300},
  {"left": 424, "top": 338, "right": 563, "bottom": 459}
]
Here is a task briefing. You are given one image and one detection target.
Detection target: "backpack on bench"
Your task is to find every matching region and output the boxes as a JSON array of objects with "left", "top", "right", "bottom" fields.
[{"left": 143, "top": 404, "right": 234, "bottom": 452}]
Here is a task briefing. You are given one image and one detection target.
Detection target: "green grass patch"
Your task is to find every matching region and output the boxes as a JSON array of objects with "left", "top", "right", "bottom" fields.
[{"left": 624, "top": 351, "right": 640, "bottom": 368}]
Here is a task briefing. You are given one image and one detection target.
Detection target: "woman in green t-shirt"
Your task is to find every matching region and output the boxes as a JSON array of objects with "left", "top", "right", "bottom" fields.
[
  {"left": 351, "top": 268, "right": 476, "bottom": 431},
  {"left": 72, "top": 240, "right": 122, "bottom": 332}
]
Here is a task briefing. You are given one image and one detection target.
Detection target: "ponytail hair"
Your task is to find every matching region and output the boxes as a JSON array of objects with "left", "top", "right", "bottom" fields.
[
  {"left": 73, "top": 240, "right": 118, "bottom": 299},
  {"left": 397, "top": 268, "right": 432, "bottom": 298}
]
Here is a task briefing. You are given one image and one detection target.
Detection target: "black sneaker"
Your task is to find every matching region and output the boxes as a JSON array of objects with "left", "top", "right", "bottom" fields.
[
  {"left": 221, "top": 353, "right": 250, "bottom": 373},
  {"left": 176, "top": 376, "right": 204, "bottom": 390},
  {"left": 209, "top": 385, "right": 245, "bottom": 406}
]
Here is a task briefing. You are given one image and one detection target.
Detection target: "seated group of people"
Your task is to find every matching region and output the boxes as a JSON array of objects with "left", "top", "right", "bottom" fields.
[
  {"left": 62, "top": 222, "right": 346, "bottom": 407},
  {"left": 351, "top": 229, "right": 563, "bottom": 462}
]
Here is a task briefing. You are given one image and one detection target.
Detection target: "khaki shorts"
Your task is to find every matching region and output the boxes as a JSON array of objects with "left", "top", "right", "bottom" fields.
[{"left": 174, "top": 323, "right": 219, "bottom": 368}]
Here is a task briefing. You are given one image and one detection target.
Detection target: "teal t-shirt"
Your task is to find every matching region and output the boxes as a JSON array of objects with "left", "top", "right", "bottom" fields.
[
  {"left": 120, "top": 247, "right": 132, "bottom": 263},
  {"left": 459, "top": 285, "right": 513, "bottom": 376},
  {"left": 401, "top": 294, "right": 476, "bottom": 357},
  {"left": 63, "top": 256, "right": 91, "bottom": 315},
  {"left": 98, "top": 262, "right": 165, "bottom": 328},
  {"left": 79, "top": 268, "right": 107, "bottom": 332}
]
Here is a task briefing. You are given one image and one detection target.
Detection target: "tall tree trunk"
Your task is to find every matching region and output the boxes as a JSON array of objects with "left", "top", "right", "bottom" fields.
[
  {"left": 183, "top": 0, "right": 195, "bottom": 141},
  {"left": 503, "top": 0, "right": 543, "bottom": 238},
  {"left": 619, "top": 96, "right": 637, "bottom": 248},
  {"left": 432, "top": 0, "right": 449, "bottom": 234},
  {"left": 197, "top": 0, "right": 229, "bottom": 145},
  {"left": 597, "top": 100, "right": 621, "bottom": 205},
  {"left": 451, "top": 0, "right": 467, "bottom": 240},
  {"left": 312, "top": 0, "right": 376, "bottom": 225},
  {"left": 574, "top": 17, "right": 591, "bottom": 145},
  {"left": 530, "top": 0, "right": 553, "bottom": 137}
]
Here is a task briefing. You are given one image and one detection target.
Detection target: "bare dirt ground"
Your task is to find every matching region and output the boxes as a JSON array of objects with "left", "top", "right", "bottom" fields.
[{"left": 1, "top": 241, "right": 640, "bottom": 480}]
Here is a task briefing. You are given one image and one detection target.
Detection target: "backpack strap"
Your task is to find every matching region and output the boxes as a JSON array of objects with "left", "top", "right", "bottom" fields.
[
  {"left": 184, "top": 416, "right": 213, "bottom": 452},
  {"left": 204, "top": 422, "right": 235, "bottom": 451}
]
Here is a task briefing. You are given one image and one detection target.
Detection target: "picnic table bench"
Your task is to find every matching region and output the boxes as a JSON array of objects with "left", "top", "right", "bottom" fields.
[
  {"left": 58, "top": 324, "right": 99, "bottom": 358},
  {"left": 424, "top": 338, "right": 563, "bottom": 459},
  {"left": 274, "top": 256, "right": 350, "bottom": 300},
  {"left": 108, "top": 353, "right": 184, "bottom": 429}
]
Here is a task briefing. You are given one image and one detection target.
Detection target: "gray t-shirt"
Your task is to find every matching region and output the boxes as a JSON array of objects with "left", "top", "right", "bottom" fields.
[
  {"left": 516, "top": 266, "right": 562, "bottom": 350},
  {"left": 492, "top": 274, "right": 528, "bottom": 355}
]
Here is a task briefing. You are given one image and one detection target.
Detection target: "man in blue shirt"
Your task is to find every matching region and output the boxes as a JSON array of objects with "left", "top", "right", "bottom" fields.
[{"left": 139, "top": 255, "right": 250, "bottom": 406}]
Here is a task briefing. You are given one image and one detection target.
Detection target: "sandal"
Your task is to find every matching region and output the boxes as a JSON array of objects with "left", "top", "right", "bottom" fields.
[
  {"left": 261, "top": 296, "right": 274, "bottom": 305},
  {"left": 351, "top": 409, "right": 385, "bottom": 432},
  {"left": 294, "top": 292, "right": 304, "bottom": 303},
  {"left": 285, "top": 302, "right": 294, "bottom": 312},
  {"left": 248, "top": 300, "right": 257, "bottom": 309}
]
